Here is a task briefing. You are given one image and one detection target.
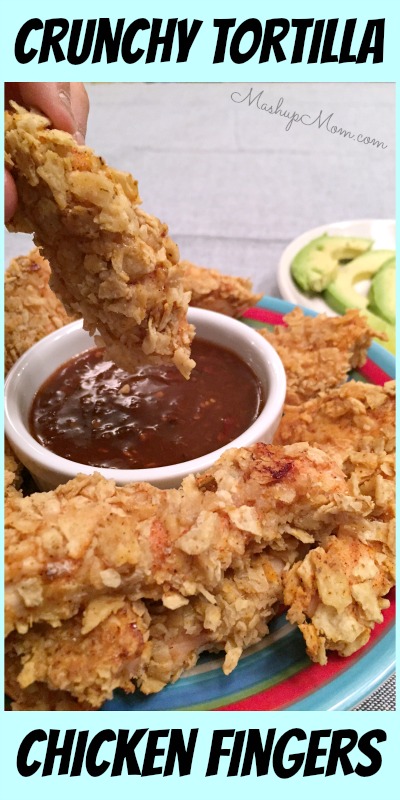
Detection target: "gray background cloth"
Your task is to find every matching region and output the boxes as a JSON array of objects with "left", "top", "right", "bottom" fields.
[{"left": 4, "top": 82, "right": 396, "bottom": 710}]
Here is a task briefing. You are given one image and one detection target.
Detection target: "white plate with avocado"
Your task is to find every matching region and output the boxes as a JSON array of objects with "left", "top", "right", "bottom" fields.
[{"left": 278, "top": 219, "right": 396, "bottom": 353}]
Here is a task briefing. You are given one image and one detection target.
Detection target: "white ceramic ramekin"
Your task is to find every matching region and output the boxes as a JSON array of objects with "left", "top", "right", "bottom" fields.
[{"left": 5, "top": 308, "right": 286, "bottom": 490}]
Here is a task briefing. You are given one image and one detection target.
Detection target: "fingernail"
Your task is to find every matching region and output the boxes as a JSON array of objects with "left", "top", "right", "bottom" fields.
[
  {"left": 73, "top": 130, "right": 85, "bottom": 145},
  {"left": 58, "top": 89, "right": 72, "bottom": 110}
]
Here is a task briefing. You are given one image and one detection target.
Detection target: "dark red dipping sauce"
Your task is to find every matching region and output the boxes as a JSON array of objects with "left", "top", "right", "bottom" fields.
[{"left": 29, "top": 339, "right": 265, "bottom": 469}]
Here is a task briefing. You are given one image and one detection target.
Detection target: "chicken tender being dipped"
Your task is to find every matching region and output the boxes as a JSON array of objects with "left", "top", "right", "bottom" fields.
[
  {"left": 5, "top": 103, "right": 195, "bottom": 378},
  {"left": 4, "top": 249, "right": 261, "bottom": 375}
]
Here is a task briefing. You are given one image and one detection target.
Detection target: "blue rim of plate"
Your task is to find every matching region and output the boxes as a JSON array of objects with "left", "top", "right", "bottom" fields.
[{"left": 103, "top": 295, "right": 395, "bottom": 712}]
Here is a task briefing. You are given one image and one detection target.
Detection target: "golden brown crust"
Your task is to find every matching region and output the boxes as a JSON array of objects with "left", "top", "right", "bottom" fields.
[
  {"left": 5, "top": 103, "right": 194, "bottom": 378},
  {"left": 181, "top": 260, "right": 261, "bottom": 317},
  {"left": 6, "top": 598, "right": 150, "bottom": 707},
  {"left": 6, "top": 554, "right": 283, "bottom": 708},
  {"left": 4, "top": 249, "right": 260, "bottom": 379},
  {"left": 275, "top": 380, "right": 395, "bottom": 519},
  {"left": 5, "top": 248, "right": 74, "bottom": 374},
  {"left": 260, "top": 308, "right": 376, "bottom": 405},
  {"left": 284, "top": 534, "right": 394, "bottom": 664},
  {"left": 3, "top": 240, "right": 395, "bottom": 707},
  {"left": 5, "top": 439, "right": 23, "bottom": 499},
  {"left": 139, "top": 552, "right": 284, "bottom": 693},
  {"left": 5, "top": 443, "right": 365, "bottom": 637}
]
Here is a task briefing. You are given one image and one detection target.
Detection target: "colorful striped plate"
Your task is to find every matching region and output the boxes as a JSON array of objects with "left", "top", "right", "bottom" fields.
[{"left": 104, "top": 296, "right": 395, "bottom": 712}]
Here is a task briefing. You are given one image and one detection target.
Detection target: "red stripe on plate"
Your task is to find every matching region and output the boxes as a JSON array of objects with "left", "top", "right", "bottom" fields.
[
  {"left": 242, "top": 308, "right": 285, "bottom": 325},
  {"left": 359, "top": 359, "right": 392, "bottom": 386},
  {"left": 218, "top": 592, "right": 395, "bottom": 711}
]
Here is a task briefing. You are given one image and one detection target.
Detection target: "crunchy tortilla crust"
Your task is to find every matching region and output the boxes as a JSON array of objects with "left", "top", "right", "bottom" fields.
[{"left": 5, "top": 103, "right": 194, "bottom": 378}]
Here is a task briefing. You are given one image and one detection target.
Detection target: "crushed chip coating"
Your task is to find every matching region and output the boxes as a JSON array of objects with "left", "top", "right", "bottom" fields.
[
  {"left": 5, "top": 249, "right": 75, "bottom": 374},
  {"left": 4, "top": 249, "right": 261, "bottom": 375},
  {"left": 284, "top": 534, "right": 394, "bottom": 664},
  {"left": 5, "top": 439, "right": 23, "bottom": 499},
  {"left": 5, "top": 442, "right": 367, "bottom": 636},
  {"left": 5, "top": 555, "right": 283, "bottom": 708},
  {"left": 181, "top": 260, "right": 261, "bottom": 317},
  {"left": 275, "top": 380, "right": 395, "bottom": 518},
  {"left": 260, "top": 308, "right": 377, "bottom": 405},
  {"left": 3, "top": 234, "right": 395, "bottom": 708},
  {"left": 5, "top": 103, "right": 195, "bottom": 378},
  {"left": 6, "top": 598, "right": 151, "bottom": 707}
]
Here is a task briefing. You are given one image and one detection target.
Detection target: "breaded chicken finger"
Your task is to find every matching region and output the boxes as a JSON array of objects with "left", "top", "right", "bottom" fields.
[
  {"left": 4, "top": 249, "right": 260, "bottom": 375},
  {"left": 6, "top": 597, "right": 151, "bottom": 708},
  {"left": 181, "top": 260, "right": 261, "bottom": 317},
  {"left": 275, "top": 380, "right": 395, "bottom": 517},
  {"left": 4, "top": 249, "right": 74, "bottom": 375},
  {"left": 6, "top": 553, "right": 285, "bottom": 709},
  {"left": 5, "top": 103, "right": 194, "bottom": 378},
  {"left": 5, "top": 443, "right": 371, "bottom": 635},
  {"left": 284, "top": 532, "right": 394, "bottom": 665},
  {"left": 260, "top": 308, "right": 377, "bottom": 405}
]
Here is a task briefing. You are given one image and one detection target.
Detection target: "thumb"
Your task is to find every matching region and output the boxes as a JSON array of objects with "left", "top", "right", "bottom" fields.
[{"left": 18, "top": 82, "right": 76, "bottom": 135}]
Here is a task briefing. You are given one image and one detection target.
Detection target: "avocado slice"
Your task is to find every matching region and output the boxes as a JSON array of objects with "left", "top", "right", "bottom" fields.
[
  {"left": 323, "top": 250, "right": 395, "bottom": 314},
  {"left": 368, "top": 258, "right": 396, "bottom": 325},
  {"left": 361, "top": 309, "right": 396, "bottom": 354},
  {"left": 291, "top": 234, "right": 373, "bottom": 293}
]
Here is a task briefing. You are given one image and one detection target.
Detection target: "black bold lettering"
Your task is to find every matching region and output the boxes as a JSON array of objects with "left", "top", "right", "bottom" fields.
[
  {"left": 213, "top": 19, "right": 236, "bottom": 63},
  {"left": 111, "top": 729, "right": 148, "bottom": 776},
  {"left": 146, "top": 18, "right": 178, "bottom": 63},
  {"left": 14, "top": 18, "right": 42, "bottom": 63},
  {"left": 339, "top": 19, "right": 357, "bottom": 63},
  {"left": 320, "top": 18, "right": 339, "bottom": 63},
  {"left": 38, "top": 18, "right": 69, "bottom": 63},
  {"left": 308, "top": 19, "right": 325, "bottom": 63},
  {"left": 357, "top": 19, "right": 385, "bottom": 63},
  {"left": 92, "top": 18, "right": 125, "bottom": 63},
  {"left": 326, "top": 729, "right": 358, "bottom": 776},
  {"left": 42, "top": 729, "right": 76, "bottom": 776},
  {"left": 241, "top": 728, "right": 276, "bottom": 776},
  {"left": 230, "top": 19, "right": 262, "bottom": 64},
  {"left": 291, "top": 19, "right": 314, "bottom": 63},
  {"left": 70, "top": 731, "right": 89, "bottom": 777},
  {"left": 121, "top": 18, "right": 150, "bottom": 64},
  {"left": 272, "top": 729, "right": 307, "bottom": 778},
  {"left": 67, "top": 19, "right": 96, "bottom": 65},
  {"left": 164, "top": 729, "right": 198, "bottom": 777},
  {"left": 227, "top": 730, "right": 246, "bottom": 776},
  {"left": 176, "top": 19, "right": 203, "bottom": 62},
  {"left": 17, "top": 729, "right": 47, "bottom": 777},
  {"left": 142, "top": 730, "right": 169, "bottom": 776},
  {"left": 303, "top": 730, "right": 332, "bottom": 776},
  {"left": 85, "top": 730, "right": 116, "bottom": 777},
  {"left": 260, "top": 18, "right": 290, "bottom": 63},
  {"left": 355, "top": 730, "right": 386, "bottom": 777},
  {"left": 206, "top": 730, "right": 235, "bottom": 776}
]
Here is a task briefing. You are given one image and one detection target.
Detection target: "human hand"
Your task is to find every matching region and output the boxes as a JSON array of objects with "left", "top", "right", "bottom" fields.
[{"left": 5, "top": 82, "right": 89, "bottom": 221}]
